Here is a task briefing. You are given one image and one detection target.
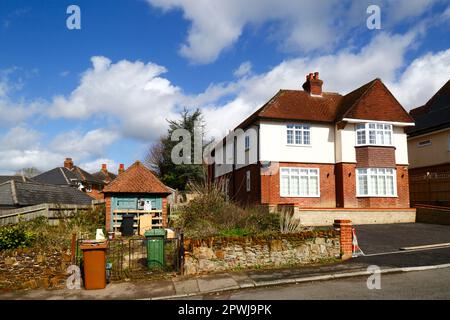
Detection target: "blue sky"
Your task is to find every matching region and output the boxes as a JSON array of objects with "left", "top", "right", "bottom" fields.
[{"left": 0, "top": 0, "right": 449, "bottom": 174}]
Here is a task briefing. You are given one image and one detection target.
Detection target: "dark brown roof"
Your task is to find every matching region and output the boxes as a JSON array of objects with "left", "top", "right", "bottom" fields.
[
  {"left": 407, "top": 79, "right": 450, "bottom": 137},
  {"left": 235, "top": 78, "right": 413, "bottom": 130},
  {"left": 102, "top": 161, "right": 170, "bottom": 194}
]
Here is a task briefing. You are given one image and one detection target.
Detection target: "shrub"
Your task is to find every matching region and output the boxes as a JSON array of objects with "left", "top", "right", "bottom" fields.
[
  {"left": 0, "top": 225, "right": 35, "bottom": 250},
  {"left": 174, "top": 180, "right": 279, "bottom": 238}
]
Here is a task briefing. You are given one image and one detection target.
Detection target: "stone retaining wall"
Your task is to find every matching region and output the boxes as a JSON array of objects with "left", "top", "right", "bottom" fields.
[
  {"left": 0, "top": 249, "right": 70, "bottom": 291},
  {"left": 183, "top": 231, "right": 340, "bottom": 275}
]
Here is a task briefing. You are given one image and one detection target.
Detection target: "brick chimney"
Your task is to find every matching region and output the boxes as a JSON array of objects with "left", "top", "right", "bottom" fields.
[
  {"left": 101, "top": 164, "right": 108, "bottom": 173},
  {"left": 302, "top": 72, "right": 323, "bottom": 96},
  {"left": 64, "top": 158, "right": 74, "bottom": 170},
  {"left": 118, "top": 164, "right": 125, "bottom": 175}
]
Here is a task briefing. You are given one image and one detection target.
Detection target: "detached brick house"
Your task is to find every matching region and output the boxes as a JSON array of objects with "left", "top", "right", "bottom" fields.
[{"left": 209, "top": 72, "right": 416, "bottom": 225}]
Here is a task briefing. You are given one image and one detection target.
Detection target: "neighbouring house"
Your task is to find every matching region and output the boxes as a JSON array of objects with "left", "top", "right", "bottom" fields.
[
  {"left": 33, "top": 158, "right": 106, "bottom": 200},
  {"left": 407, "top": 79, "right": 450, "bottom": 207},
  {"left": 208, "top": 72, "right": 416, "bottom": 225},
  {"left": 103, "top": 161, "right": 171, "bottom": 235},
  {"left": 0, "top": 179, "right": 93, "bottom": 210},
  {"left": 92, "top": 163, "right": 118, "bottom": 185}
]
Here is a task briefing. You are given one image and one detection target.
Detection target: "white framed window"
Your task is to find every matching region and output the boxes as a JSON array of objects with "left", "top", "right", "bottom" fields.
[
  {"left": 246, "top": 171, "right": 251, "bottom": 192},
  {"left": 245, "top": 135, "right": 250, "bottom": 150},
  {"left": 417, "top": 140, "right": 431, "bottom": 147},
  {"left": 356, "top": 123, "right": 393, "bottom": 146},
  {"left": 280, "top": 167, "right": 319, "bottom": 197},
  {"left": 356, "top": 168, "right": 397, "bottom": 197},
  {"left": 287, "top": 124, "right": 311, "bottom": 145}
]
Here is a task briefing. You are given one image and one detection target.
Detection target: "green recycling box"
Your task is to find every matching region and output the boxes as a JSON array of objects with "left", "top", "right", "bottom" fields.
[{"left": 144, "top": 229, "right": 166, "bottom": 269}]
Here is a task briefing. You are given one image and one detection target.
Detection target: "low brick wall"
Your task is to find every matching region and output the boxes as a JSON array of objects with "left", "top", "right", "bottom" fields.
[
  {"left": 183, "top": 230, "right": 340, "bottom": 275},
  {"left": 0, "top": 249, "right": 70, "bottom": 291}
]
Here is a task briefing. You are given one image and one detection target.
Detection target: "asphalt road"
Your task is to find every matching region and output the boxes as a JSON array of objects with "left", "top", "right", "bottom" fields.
[{"left": 200, "top": 268, "right": 450, "bottom": 300}]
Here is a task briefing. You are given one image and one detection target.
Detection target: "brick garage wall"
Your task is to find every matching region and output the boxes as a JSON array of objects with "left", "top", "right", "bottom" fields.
[
  {"left": 355, "top": 146, "right": 396, "bottom": 168},
  {"left": 183, "top": 230, "right": 340, "bottom": 275},
  {"left": 261, "top": 163, "right": 336, "bottom": 208}
]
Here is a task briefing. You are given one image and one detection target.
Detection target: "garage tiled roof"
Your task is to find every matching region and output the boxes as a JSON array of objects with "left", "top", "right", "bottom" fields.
[
  {"left": 102, "top": 161, "right": 170, "bottom": 194},
  {"left": 0, "top": 180, "right": 93, "bottom": 208}
]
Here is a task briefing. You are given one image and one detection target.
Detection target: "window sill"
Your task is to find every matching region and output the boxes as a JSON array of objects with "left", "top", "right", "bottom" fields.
[
  {"left": 355, "top": 144, "right": 395, "bottom": 148},
  {"left": 280, "top": 195, "right": 320, "bottom": 198},
  {"left": 286, "top": 144, "right": 312, "bottom": 148},
  {"left": 356, "top": 195, "right": 398, "bottom": 198}
]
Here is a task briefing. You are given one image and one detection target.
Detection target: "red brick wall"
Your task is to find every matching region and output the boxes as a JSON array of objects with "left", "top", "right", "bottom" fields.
[
  {"left": 355, "top": 146, "right": 396, "bottom": 168},
  {"left": 261, "top": 162, "right": 336, "bottom": 208},
  {"left": 335, "top": 163, "right": 357, "bottom": 208}
]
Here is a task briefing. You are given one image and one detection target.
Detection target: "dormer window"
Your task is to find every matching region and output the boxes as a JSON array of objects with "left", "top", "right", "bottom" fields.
[
  {"left": 356, "top": 123, "right": 393, "bottom": 146},
  {"left": 287, "top": 124, "right": 311, "bottom": 146}
]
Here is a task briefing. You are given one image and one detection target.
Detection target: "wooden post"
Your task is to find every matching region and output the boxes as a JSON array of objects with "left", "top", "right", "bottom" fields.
[{"left": 71, "top": 233, "right": 77, "bottom": 264}]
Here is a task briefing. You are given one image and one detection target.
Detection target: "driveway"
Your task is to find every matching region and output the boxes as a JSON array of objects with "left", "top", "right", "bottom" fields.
[{"left": 351, "top": 223, "right": 450, "bottom": 268}]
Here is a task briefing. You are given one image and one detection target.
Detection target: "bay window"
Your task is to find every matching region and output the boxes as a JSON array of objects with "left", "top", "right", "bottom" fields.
[
  {"left": 356, "top": 168, "right": 396, "bottom": 197},
  {"left": 280, "top": 167, "right": 319, "bottom": 197},
  {"left": 356, "top": 123, "right": 393, "bottom": 146},
  {"left": 287, "top": 124, "right": 311, "bottom": 145}
]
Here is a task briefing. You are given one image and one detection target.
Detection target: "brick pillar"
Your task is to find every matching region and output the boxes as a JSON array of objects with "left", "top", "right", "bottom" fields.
[
  {"left": 105, "top": 196, "right": 111, "bottom": 231},
  {"left": 333, "top": 219, "right": 352, "bottom": 260}
]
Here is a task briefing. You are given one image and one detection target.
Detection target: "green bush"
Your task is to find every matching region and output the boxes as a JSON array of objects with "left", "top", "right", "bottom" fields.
[{"left": 0, "top": 225, "right": 35, "bottom": 250}]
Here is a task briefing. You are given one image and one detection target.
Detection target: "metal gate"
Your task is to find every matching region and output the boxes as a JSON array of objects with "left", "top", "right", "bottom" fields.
[{"left": 76, "top": 230, "right": 183, "bottom": 281}]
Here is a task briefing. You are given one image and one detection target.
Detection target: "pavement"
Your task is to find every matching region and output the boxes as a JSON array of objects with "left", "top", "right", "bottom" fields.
[{"left": 1, "top": 222, "right": 450, "bottom": 300}]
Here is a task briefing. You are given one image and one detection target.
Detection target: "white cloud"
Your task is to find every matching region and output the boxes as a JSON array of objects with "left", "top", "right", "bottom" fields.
[
  {"left": 80, "top": 158, "right": 119, "bottom": 174},
  {"left": 233, "top": 61, "right": 252, "bottom": 78},
  {"left": 50, "top": 128, "right": 119, "bottom": 159},
  {"left": 48, "top": 56, "right": 181, "bottom": 141},
  {"left": 388, "top": 48, "right": 450, "bottom": 109},
  {"left": 147, "top": 0, "right": 438, "bottom": 64}
]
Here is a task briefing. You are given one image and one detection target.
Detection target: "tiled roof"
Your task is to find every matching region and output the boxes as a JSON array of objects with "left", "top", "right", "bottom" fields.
[
  {"left": 92, "top": 170, "right": 117, "bottom": 184},
  {"left": 102, "top": 161, "right": 170, "bottom": 194},
  {"left": 235, "top": 78, "right": 413, "bottom": 130},
  {"left": 0, "top": 175, "right": 33, "bottom": 184},
  {"left": 0, "top": 180, "right": 93, "bottom": 207},
  {"left": 34, "top": 166, "right": 104, "bottom": 186},
  {"left": 407, "top": 79, "right": 450, "bottom": 137}
]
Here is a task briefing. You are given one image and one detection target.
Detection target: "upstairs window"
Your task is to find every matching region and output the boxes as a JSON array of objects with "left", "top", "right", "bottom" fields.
[
  {"left": 356, "top": 123, "right": 393, "bottom": 146},
  {"left": 287, "top": 124, "right": 311, "bottom": 145},
  {"left": 245, "top": 135, "right": 250, "bottom": 150}
]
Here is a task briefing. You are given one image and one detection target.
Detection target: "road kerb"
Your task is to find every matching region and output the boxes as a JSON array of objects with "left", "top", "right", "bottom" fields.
[{"left": 147, "top": 263, "right": 450, "bottom": 300}]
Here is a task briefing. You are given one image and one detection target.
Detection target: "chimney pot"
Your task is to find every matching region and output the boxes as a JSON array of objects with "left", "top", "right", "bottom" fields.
[
  {"left": 102, "top": 164, "right": 107, "bottom": 173},
  {"left": 302, "top": 71, "right": 323, "bottom": 96},
  {"left": 118, "top": 164, "right": 125, "bottom": 174},
  {"left": 64, "top": 158, "right": 74, "bottom": 170}
]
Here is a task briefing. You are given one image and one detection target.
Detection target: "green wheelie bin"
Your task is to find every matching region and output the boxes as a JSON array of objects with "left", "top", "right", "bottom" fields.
[{"left": 144, "top": 229, "right": 166, "bottom": 269}]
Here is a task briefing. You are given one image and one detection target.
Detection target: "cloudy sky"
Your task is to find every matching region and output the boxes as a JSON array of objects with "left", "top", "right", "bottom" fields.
[{"left": 0, "top": 0, "right": 449, "bottom": 174}]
